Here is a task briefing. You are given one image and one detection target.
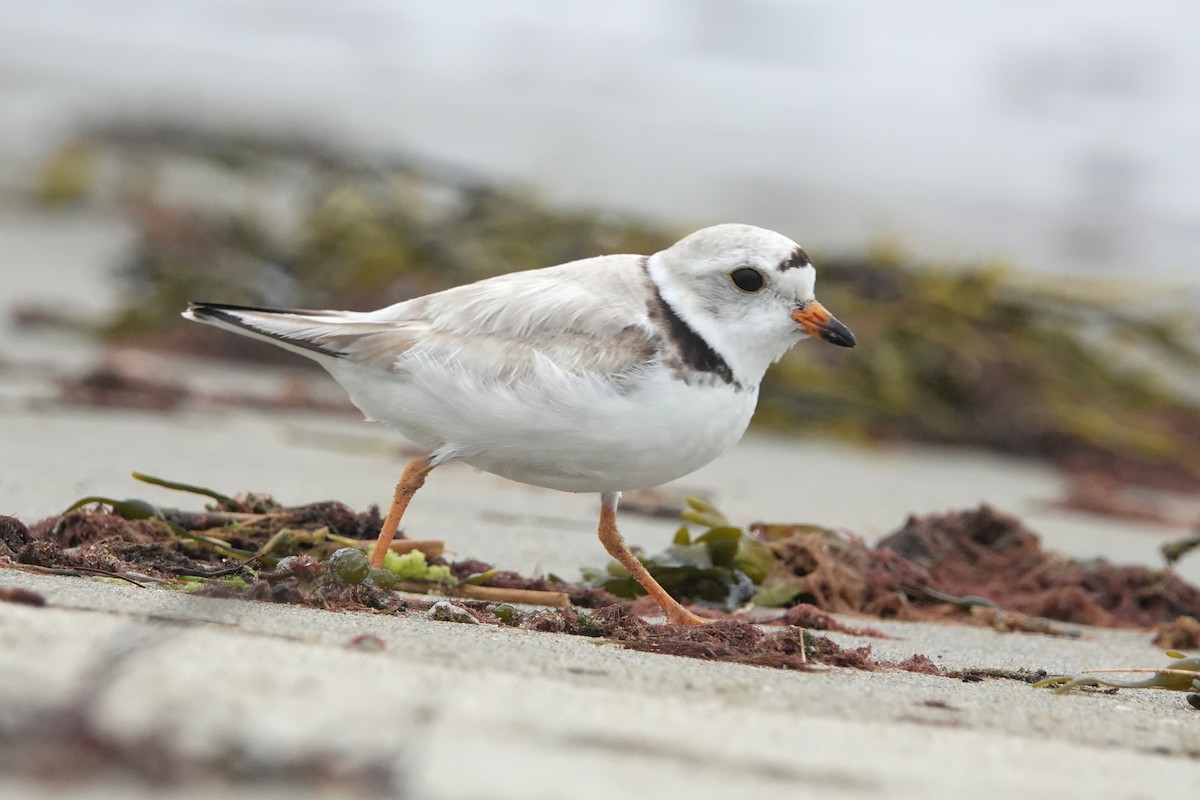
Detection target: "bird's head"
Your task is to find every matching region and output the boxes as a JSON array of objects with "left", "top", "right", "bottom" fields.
[{"left": 650, "top": 223, "right": 855, "bottom": 383}]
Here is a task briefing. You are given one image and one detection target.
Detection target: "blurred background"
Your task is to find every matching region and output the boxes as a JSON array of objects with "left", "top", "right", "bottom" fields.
[
  {"left": 2, "top": 0, "right": 1199, "bottom": 533},
  {"left": 4, "top": 1, "right": 1200, "bottom": 273}
]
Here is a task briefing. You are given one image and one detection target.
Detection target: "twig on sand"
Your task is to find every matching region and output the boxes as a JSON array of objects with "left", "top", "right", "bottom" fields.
[
  {"left": 1, "top": 562, "right": 150, "bottom": 588},
  {"left": 392, "top": 580, "right": 570, "bottom": 608}
]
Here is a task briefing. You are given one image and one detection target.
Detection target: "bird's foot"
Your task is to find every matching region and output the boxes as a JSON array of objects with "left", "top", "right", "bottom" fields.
[{"left": 664, "top": 604, "right": 707, "bottom": 627}]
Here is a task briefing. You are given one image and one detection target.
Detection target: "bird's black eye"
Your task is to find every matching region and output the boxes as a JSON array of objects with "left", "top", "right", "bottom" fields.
[{"left": 730, "top": 267, "right": 764, "bottom": 292}]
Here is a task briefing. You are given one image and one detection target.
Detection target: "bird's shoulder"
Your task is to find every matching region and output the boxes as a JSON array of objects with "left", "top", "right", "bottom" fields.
[
  {"left": 367, "top": 253, "right": 653, "bottom": 341},
  {"left": 334, "top": 254, "right": 664, "bottom": 382}
]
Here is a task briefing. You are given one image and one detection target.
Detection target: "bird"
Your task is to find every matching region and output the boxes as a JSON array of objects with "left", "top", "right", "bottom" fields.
[{"left": 183, "top": 223, "right": 855, "bottom": 626}]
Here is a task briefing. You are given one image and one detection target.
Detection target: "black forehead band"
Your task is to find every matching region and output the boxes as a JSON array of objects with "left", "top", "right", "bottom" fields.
[{"left": 778, "top": 246, "right": 812, "bottom": 272}]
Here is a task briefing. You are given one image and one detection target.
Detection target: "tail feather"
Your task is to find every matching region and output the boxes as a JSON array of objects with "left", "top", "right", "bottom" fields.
[{"left": 183, "top": 302, "right": 346, "bottom": 359}]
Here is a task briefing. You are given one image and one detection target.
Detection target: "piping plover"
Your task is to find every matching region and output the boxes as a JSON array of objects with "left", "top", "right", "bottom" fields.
[{"left": 184, "top": 223, "right": 855, "bottom": 625}]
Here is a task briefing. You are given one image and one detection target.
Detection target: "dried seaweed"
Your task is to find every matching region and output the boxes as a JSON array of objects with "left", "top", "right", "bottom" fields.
[
  {"left": 0, "top": 493, "right": 935, "bottom": 673},
  {"left": 18, "top": 473, "right": 385, "bottom": 584},
  {"left": 1151, "top": 615, "right": 1200, "bottom": 650},
  {"left": 879, "top": 506, "right": 1200, "bottom": 628},
  {"left": 1, "top": 454, "right": 1195, "bottom": 695},
  {"left": 584, "top": 500, "right": 1200, "bottom": 633},
  {"left": 0, "top": 516, "right": 33, "bottom": 559}
]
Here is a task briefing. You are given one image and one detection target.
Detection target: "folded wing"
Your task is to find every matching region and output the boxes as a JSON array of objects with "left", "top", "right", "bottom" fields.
[{"left": 183, "top": 254, "right": 661, "bottom": 387}]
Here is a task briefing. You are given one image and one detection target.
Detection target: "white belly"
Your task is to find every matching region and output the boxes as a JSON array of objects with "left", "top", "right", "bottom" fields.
[{"left": 329, "top": 361, "right": 758, "bottom": 493}]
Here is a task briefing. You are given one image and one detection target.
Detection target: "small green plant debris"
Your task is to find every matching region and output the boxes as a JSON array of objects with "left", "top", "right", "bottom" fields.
[
  {"left": 381, "top": 548, "right": 452, "bottom": 582},
  {"left": 328, "top": 547, "right": 451, "bottom": 586},
  {"left": 581, "top": 497, "right": 773, "bottom": 610},
  {"left": 1162, "top": 531, "right": 1200, "bottom": 566},
  {"left": 328, "top": 547, "right": 370, "bottom": 584},
  {"left": 364, "top": 567, "right": 398, "bottom": 590},
  {"left": 1034, "top": 650, "right": 1200, "bottom": 709},
  {"left": 131, "top": 471, "right": 242, "bottom": 509},
  {"left": 492, "top": 603, "right": 519, "bottom": 625}
]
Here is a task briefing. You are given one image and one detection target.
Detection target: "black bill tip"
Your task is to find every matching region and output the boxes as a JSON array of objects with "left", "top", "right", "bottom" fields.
[{"left": 819, "top": 317, "right": 857, "bottom": 348}]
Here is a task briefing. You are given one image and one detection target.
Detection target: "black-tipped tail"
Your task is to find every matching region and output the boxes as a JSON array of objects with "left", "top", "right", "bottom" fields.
[{"left": 182, "top": 302, "right": 345, "bottom": 358}]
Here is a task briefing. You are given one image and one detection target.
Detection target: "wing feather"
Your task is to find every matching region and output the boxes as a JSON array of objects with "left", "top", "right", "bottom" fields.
[
  {"left": 347, "top": 254, "right": 659, "bottom": 382},
  {"left": 186, "top": 254, "right": 662, "bottom": 386}
]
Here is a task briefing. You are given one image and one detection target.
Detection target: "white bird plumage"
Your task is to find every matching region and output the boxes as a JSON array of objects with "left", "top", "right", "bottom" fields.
[{"left": 183, "top": 222, "right": 855, "bottom": 626}]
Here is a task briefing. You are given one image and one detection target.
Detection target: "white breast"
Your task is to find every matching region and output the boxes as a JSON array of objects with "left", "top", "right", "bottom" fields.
[{"left": 328, "top": 357, "right": 758, "bottom": 493}]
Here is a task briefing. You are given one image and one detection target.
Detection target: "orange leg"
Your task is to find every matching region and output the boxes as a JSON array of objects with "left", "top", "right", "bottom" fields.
[
  {"left": 597, "top": 492, "right": 704, "bottom": 627},
  {"left": 369, "top": 456, "right": 436, "bottom": 568}
]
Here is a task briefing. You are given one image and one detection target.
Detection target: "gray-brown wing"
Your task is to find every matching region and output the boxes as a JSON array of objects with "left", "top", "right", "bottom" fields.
[{"left": 328, "top": 253, "right": 662, "bottom": 383}]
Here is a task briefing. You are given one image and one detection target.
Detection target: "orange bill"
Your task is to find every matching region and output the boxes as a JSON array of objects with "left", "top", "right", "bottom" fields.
[{"left": 791, "top": 301, "right": 856, "bottom": 348}]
